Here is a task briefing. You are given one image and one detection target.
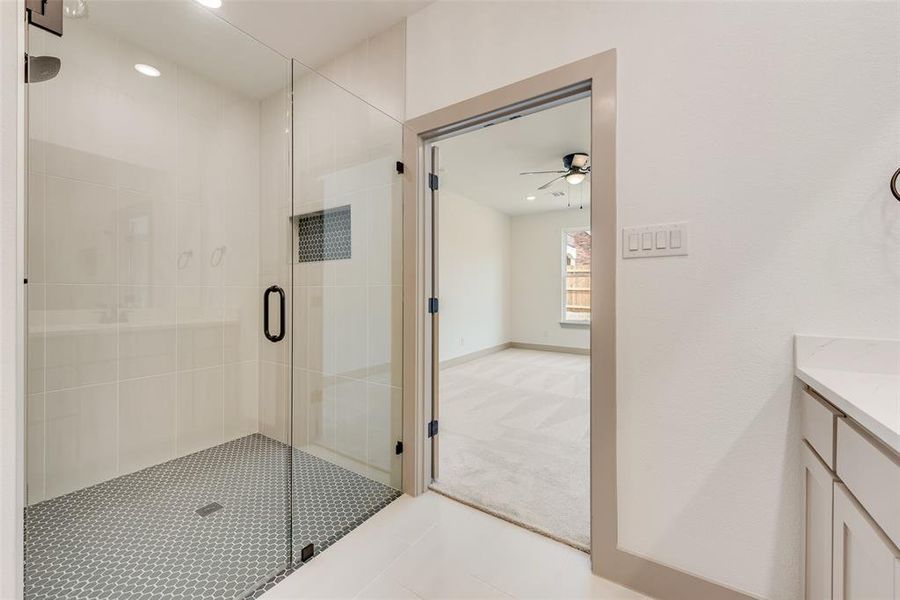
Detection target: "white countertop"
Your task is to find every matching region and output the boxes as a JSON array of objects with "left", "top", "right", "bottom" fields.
[{"left": 795, "top": 335, "right": 900, "bottom": 454}]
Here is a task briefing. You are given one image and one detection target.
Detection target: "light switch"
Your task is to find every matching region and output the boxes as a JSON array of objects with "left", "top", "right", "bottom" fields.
[
  {"left": 622, "top": 222, "right": 688, "bottom": 258},
  {"left": 628, "top": 234, "right": 639, "bottom": 251},
  {"left": 655, "top": 231, "right": 667, "bottom": 249},
  {"left": 670, "top": 229, "right": 682, "bottom": 249}
]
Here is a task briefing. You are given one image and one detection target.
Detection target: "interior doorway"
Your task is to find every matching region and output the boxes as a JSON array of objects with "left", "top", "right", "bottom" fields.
[{"left": 425, "top": 96, "right": 592, "bottom": 550}]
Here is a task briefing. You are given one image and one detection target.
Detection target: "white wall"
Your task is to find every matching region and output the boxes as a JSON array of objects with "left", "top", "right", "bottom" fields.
[
  {"left": 439, "top": 189, "right": 511, "bottom": 362},
  {"left": 510, "top": 208, "right": 590, "bottom": 350},
  {"left": 408, "top": 3, "right": 900, "bottom": 599}
]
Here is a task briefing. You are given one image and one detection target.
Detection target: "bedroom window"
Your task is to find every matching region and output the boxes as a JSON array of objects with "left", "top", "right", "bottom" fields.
[{"left": 562, "top": 227, "right": 591, "bottom": 324}]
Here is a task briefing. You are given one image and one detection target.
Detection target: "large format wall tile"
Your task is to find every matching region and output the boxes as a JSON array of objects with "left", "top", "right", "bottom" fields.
[
  {"left": 119, "top": 286, "right": 176, "bottom": 380},
  {"left": 335, "top": 377, "right": 367, "bottom": 464},
  {"left": 177, "top": 366, "right": 224, "bottom": 456},
  {"left": 26, "top": 394, "right": 46, "bottom": 504},
  {"left": 45, "top": 176, "right": 117, "bottom": 284},
  {"left": 224, "top": 361, "right": 259, "bottom": 441},
  {"left": 224, "top": 286, "right": 259, "bottom": 364},
  {"left": 259, "top": 361, "right": 289, "bottom": 444},
  {"left": 44, "top": 284, "right": 117, "bottom": 391},
  {"left": 177, "top": 286, "right": 224, "bottom": 371},
  {"left": 333, "top": 286, "right": 367, "bottom": 378},
  {"left": 367, "top": 285, "right": 402, "bottom": 387},
  {"left": 45, "top": 383, "right": 118, "bottom": 498},
  {"left": 118, "top": 190, "right": 176, "bottom": 286},
  {"left": 119, "top": 374, "right": 177, "bottom": 475}
]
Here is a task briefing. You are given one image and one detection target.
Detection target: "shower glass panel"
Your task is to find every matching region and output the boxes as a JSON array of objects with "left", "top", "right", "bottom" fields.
[
  {"left": 24, "top": 2, "right": 293, "bottom": 598},
  {"left": 289, "top": 61, "right": 404, "bottom": 559}
]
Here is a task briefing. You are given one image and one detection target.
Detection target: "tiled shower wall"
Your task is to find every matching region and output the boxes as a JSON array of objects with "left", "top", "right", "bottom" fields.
[{"left": 25, "top": 20, "right": 280, "bottom": 504}]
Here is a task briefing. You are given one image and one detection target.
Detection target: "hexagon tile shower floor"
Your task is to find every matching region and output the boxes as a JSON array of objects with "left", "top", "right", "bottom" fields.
[{"left": 24, "top": 434, "right": 401, "bottom": 599}]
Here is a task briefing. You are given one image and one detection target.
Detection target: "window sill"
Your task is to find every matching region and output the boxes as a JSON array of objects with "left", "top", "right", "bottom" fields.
[{"left": 559, "top": 321, "right": 590, "bottom": 328}]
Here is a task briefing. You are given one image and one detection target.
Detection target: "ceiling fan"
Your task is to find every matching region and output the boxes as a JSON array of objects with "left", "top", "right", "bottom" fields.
[{"left": 520, "top": 152, "right": 591, "bottom": 191}]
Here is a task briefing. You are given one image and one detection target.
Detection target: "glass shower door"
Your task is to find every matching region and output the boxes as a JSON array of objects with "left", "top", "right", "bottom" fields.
[
  {"left": 289, "top": 61, "right": 404, "bottom": 560},
  {"left": 24, "top": 2, "right": 294, "bottom": 598}
]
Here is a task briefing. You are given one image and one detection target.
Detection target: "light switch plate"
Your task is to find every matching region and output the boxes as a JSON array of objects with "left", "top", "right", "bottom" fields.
[{"left": 622, "top": 222, "right": 688, "bottom": 258}]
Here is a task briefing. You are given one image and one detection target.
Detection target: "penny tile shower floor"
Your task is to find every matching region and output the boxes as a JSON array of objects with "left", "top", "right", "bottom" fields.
[{"left": 25, "top": 434, "right": 400, "bottom": 600}]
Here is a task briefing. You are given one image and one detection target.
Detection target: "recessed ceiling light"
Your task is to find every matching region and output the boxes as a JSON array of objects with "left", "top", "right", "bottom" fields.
[
  {"left": 526, "top": 195, "right": 536, "bottom": 201},
  {"left": 134, "top": 63, "right": 161, "bottom": 78},
  {"left": 194, "top": 0, "right": 222, "bottom": 7}
]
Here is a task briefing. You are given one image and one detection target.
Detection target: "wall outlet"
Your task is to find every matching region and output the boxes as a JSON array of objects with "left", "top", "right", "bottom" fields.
[{"left": 622, "top": 222, "right": 688, "bottom": 259}]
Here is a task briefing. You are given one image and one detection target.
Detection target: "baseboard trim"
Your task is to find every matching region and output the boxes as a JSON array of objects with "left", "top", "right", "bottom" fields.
[
  {"left": 439, "top": 342, "right": 511, "bottom": 369},
  {"left": 509, "top": 341, "right": 589, "bottom": 355}
]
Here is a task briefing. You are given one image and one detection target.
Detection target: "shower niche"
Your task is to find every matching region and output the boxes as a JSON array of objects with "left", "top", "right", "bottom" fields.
[{"left": 292, "top": 205, "right": 352, "bottom": 264}]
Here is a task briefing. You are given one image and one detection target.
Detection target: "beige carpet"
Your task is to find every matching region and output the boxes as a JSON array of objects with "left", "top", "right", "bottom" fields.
[{"left": 431, "top": 348, "right": 590, "bottom": 550}]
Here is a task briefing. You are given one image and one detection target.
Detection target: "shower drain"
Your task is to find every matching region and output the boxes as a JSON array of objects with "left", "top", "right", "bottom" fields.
[{"left": 196, "top": 502, "right": 223, "bottom": 517}]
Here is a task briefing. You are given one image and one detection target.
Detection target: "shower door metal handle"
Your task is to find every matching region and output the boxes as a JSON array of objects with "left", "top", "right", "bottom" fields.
[{"left": 264, "top": 285, "right": 285, "bottom": 343}]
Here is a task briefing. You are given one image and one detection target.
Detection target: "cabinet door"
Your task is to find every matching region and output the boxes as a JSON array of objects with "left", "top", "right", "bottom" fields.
[
  {"left": 833, "top": 482, "right": 900, "bottom": 600},
  {"left": 803, "top": 442, "right": 837, "bottom": 600}
]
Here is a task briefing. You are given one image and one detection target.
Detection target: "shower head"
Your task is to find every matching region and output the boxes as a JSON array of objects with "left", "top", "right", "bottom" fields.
[{"left": 26, "top": 55, "right": 61, "bottom": 83}]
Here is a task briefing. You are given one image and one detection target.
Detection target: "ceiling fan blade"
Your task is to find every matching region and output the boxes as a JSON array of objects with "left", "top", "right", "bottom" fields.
[
  {"left": 519, "top": 170, "right": 567, "bottom": 175},
  {"left": 537, "top": 175, "right": 566, "bottom": 190}
]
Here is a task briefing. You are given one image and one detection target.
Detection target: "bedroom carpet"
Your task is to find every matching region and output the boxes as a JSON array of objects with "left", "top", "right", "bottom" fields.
[{"left": 430, "top": 348, "right": 590, "bottom": 550}]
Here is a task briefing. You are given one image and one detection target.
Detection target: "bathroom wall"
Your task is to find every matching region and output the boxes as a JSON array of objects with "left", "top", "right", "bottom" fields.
[
  {"left": 407, "top": 2, "right": 900, "bottom": 599},
  {"left": 25, "top": 19, "right": 276, "bottom": 504},
  {"left": 510, "top": 208, "right": 591, "bottom": 350},
  {"left": 315, "top": 21, "right": 406, "bottom": 123},
  {"left": 438, "top": 189, "right": 512, "bottom": 362}
]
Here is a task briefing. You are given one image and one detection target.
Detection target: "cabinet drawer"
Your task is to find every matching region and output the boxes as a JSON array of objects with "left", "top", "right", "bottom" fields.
[
  {"left": 837, "top": 418, "right": 900, "bottom": 549},
  {"left": 802, "top": 388, "right": 843, "bottom": 469}
]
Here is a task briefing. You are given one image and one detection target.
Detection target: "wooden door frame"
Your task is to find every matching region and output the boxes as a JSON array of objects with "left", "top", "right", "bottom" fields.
[{"left": 400, "top": 49, "right": 752, "bottom": 600}]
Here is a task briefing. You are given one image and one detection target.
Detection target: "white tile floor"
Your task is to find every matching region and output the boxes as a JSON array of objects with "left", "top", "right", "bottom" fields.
[{"left": 261, "top": 492, "right": 646, "bottom": 600}]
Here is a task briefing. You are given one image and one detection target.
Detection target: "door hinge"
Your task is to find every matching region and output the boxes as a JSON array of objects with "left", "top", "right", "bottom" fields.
[
  {"left": 428, "top": 173, "right": 439, "bottom": 191},
  {"left": 427, "top": 420, "right": 439, "bottom": 438},
  {"left": 396, "top": 161, "right": 404, "bottom": 174},
  {"left": 395, "top": 441, "right": 403, "bottom": 455},
  {"left": 427, "top": 297, "right": 439, "bottom": 314}
]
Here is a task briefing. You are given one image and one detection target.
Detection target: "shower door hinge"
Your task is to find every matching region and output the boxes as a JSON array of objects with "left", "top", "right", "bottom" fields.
[
  {"left": 427, "top": 420, "right": 439, "bottom": 438},
  {"left": 395, "top": 441, "right": 403, "bottom": 455},
  {"left": 428, "top": 173, "right": 439, "bottom": 191},
  {"left": 396, "top": 161, "right": 404, "bottom": 174},
  {"left": 26, "top": 0, "right": 63, "bottom": 37},
  {"left": 300, "top": 543, "right": 314, "bottom": 562},
  {"left": 427, "top": 297, "right": 439, "bottom": 314}
]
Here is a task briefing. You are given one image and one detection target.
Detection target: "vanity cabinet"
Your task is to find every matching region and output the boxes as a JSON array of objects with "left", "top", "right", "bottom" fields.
[
  {"left": 800, "top": 386, "right": 900, "bottom": 600},
  {"left": 832, "top": 482, "right": 900, "bottom": 600},
  {"left": 801, "top": 442, "right": 837, "bottom": 600}
]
